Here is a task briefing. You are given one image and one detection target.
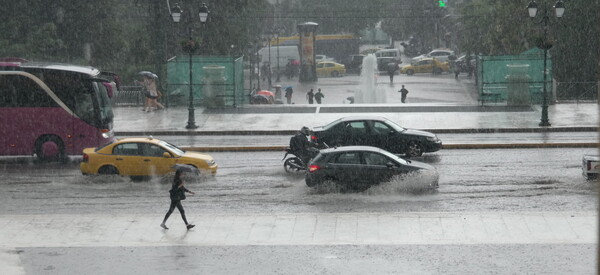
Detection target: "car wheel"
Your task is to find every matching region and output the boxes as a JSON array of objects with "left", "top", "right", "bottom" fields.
[
  {"left": 35, "top": 135, "right": 65, "bottom": 162},
  {"left": 405, "top": 141, "right": 424, "bottom": 157},
  {"left": 586, "top": 173, "right": 598, "bottom": 180},
  {"left": 433, "top": 67, "right": 443, "bottom": 74},
  {"left": 98, "top": 165, "right": 119, "bottom": 175},
  {"left": 406, "top": 69, "right": 414, "bottom": 76},
  {"left": 331, "top": 71, "right": 339, "bottom": 77},
  {"left": 130, "top": 176, "right": 150, "bottom": 181},
  {"left": 284, "top": 157, "right": 304, "bottom": 174}
]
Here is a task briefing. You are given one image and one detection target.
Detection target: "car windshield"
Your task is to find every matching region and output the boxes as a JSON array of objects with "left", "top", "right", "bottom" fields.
[
  {"left": 383, "top": 118, "right": 406, "bottom": 132},
  {"left": 322, "top": 117, "right": 344, "bottom": 129},
  {"left": 375, "top": 149, "right": 409, "bottom": 165},
  {"left": 159, "top": 140, "right": 185, "bottom": 157}
]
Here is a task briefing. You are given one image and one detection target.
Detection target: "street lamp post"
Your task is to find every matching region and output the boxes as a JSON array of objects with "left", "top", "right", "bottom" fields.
[
  {"left": 527, "top": 0, "right": 565, "bottom": 127},
  {"left": 171, "top": 3, "right": 209, "bottom": 130},
  {"left": 276, "top": 32, "right": 281, "bottom": 82}
]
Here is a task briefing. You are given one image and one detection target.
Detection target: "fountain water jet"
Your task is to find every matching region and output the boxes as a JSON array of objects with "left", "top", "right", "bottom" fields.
[{"left": 354, "top": 54, "right": 387, "bottom": 104}]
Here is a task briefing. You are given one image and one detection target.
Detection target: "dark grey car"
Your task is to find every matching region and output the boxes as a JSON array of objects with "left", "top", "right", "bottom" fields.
[
  {"left": 305, "top": 146, "right": 436, "bottom": 189},
  {"left": 311, "top": 116, "right": 442, "bottom": 157}
]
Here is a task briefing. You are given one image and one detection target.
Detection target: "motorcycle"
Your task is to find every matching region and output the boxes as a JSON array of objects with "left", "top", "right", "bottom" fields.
[{"left": 282, "top": 143, "right": 328, "bottom": 174}]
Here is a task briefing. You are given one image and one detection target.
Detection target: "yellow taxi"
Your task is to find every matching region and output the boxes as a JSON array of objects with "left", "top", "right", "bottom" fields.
[
  {"left": 80, "top": 137, "right": 217, "bottom": 179},
  {"left": 316, "top": 61, "right": 346, "bottom": 77},
  {"left": 400, "top": 58, "right": 450, "bottom": 75}
]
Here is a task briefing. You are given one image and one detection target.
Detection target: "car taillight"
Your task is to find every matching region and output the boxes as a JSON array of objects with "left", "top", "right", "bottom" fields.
[
  {"left": 311, "top": 135, "right": 317, "bottom": 141},
  {"left": 82, "top": 154, "right": 89, "bottom": 163},
  {"left": 588, "top": 161, "right": 592, "bottom": 171},
  {"left": 308, "top": 165, "right": 320, "bottom": 172}
]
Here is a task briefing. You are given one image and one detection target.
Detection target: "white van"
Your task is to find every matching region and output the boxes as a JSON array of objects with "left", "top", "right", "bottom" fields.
[
  {"left": 374, "top": 48, "right": 401, "bottom": 61},
  {"left": 258, "top": 46, "right": 300, "bottom": 73}
]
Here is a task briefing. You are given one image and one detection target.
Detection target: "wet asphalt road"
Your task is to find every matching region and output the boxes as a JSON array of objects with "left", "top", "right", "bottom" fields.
[
  {"left": 1, "top": 147, "right": 597, "bottom": 274},
  {"left": 0, "top": 148, "right": 596, "bottom": 215},
  {"left": 123, "top": 131, "right": 599, "bottom": 148}
]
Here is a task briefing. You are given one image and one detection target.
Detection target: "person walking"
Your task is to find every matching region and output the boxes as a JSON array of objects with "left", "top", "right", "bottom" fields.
[
  {"left": 306, "top": 88, "right": 314, "bottom": 104},
  {"left": 284, "top": 86, "right": 293, "bottom": 104},
  {"left": 138, "top": 74, "right": 165, "bottom": 112},
  {"left": 314, "top": 88, "right": 324, "bottom": 104},
  {"left": 399, "top": 85, "right": 409, "bottom": 103},
  {"left": 387, "top": 61, "right": 399, "bottom": 83},
  {"left": 160, "top": 170, "right": 195, "bottom": 230}
]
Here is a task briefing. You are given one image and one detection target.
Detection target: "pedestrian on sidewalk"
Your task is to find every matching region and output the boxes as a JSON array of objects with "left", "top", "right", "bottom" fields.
[
  {"left": 306, "top": 88, "right": 314, "bottom": 104},
  {"left": 285, "top": 86, "right": 293, "bottom": 104},
  {"left": 137, "top": 73, "right": 165, "bottom": 112},
  {"left": 399, "top": 85, "right": 409, "bottom": 103},
  {"left": 160, "top": 170, "right": 195, "bottom": 230},
  {"left": 315, "top": 88, "right": 324, "bottom": 104},
  {"left": 387, "top": 61, "right": 399, "bottom": 83}
]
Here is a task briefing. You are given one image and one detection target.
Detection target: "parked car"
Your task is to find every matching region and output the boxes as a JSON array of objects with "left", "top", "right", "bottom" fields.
[
  {"left": 374, "top": 48, "right": 401, "bottom": 62},
  {"left": 316, "top": 61, "right": 346, "bottom": 77},
  {"left": 305, "top": 146, "right": 436, "bottom": 189},
  {"left": 411, "top": 48, "right": 455, "bottom": 63},
  {"left": 315, "top": 54, "right": 335, "bottom": 62},
  {"left": 400, "top": 58, "right": 450, "bottom": 75},
  {"left": 80, "top": 137, "right": 218, "bottom": 180},
  {"left": 377, "top": 57, "right": 399, "bottom": 72},
  {"left": 582, "top": 154, "right": 599, "bottom": 180},
  {"left": 343, "top": 54, "right": 365, "bottom": 74},
  {"left": 311, "top": 116, "right": 442, "bottom": 157}
]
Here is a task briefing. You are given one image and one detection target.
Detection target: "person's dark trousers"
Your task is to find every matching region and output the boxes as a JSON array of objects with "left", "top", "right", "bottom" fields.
[{"left": 163, "top": 200, "right": 188, "bottom": 225}]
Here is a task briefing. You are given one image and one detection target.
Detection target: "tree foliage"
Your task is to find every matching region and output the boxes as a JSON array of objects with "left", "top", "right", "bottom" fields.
[{"left": 457, "top": 0, "right": 598, "bottom": 82}]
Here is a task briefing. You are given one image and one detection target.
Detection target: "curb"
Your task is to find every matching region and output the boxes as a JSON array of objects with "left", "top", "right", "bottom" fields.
[
  {"left": 116, "top": 126, "right": 599, "bottom": 136},
  {"left": 182, "top": 142, "right": 600, "bottom": 152}
]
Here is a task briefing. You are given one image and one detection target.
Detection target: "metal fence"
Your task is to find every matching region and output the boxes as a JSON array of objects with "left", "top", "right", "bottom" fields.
[
  {"left": 555, "top": 81, "right": 598, "bottom": 102},
  {"left": 110, "top": 85, "right": 144, "bottom": 106}
]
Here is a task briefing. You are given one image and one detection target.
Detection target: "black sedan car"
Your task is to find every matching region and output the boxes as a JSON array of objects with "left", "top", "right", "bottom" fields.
[
  {"left": 311, "top": 116, "right": 442, "bottom": 157},
  {"left": 305, "top": 146, "right": 436, "bottom": 189}
]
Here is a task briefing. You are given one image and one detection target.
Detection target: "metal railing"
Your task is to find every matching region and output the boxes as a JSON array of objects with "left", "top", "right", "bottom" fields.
[
  {"left": 555, "top": 81, "right": 598, "bottom": 102},
  {"left": 110, "top": 85, "right": 144, "bottom": 106}
]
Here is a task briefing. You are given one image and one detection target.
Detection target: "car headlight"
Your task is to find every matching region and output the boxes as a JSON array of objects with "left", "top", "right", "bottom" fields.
[
  {"left": 427, "top": 136, "right": 440, "bottom": 142},
  {"left": 206, "top": 159, "right": 216, "bottom": 166}
]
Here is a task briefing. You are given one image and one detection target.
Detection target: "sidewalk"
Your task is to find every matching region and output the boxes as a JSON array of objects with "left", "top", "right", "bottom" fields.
[
  {"left": 113, "top": 103, "right": 600, "bottom": 135},
  {"left": 0, "top": 212, "right": 595, "bottom": 248}
]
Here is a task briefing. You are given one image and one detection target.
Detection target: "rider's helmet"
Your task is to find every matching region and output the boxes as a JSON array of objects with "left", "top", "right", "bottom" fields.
[{"left": 300, "top": 126, "right": 310, "bottom": 135}]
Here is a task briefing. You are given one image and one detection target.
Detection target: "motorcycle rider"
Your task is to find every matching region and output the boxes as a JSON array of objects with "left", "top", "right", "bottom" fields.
[{"left": 289, "top": 126, "right": 315, "bottom": 165}]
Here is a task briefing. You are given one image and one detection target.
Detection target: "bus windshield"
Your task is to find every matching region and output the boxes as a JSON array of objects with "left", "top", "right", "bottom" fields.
[
  {"left": 93, "top": 80, "right": 114, "bottom": 127},
  {"left": 33, "top": 69, "right": 113, "bottom": 128}
]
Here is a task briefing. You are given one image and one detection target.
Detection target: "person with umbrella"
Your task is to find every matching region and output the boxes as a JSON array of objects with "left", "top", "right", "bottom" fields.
[
  {"left": 160, "top": 165, "right": 196, "bottom": 230},
  {"left": 137, "top": 71, "right": 164, "bottom": 112}
]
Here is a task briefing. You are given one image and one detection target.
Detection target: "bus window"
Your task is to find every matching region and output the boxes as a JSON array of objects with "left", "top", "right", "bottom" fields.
[{"left": 0, "top": 75, "right": 58, "bottom": 107}]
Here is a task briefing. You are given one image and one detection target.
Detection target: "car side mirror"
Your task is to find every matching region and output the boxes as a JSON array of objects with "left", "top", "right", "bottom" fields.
[{"left": 163, "top": 152, "right": 171, "bottom": 158}]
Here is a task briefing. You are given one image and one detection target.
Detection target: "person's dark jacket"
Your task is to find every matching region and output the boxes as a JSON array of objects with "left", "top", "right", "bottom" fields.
[
  {"left": 169, "top": 180, "right": 190, "bottom": 201},
  {"left": 290, "top": 133, "right": 309, "bottom": 153}
]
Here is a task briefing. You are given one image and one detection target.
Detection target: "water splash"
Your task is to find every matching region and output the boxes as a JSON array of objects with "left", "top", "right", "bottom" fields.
[
  {"left": 365, "top": 170, "right": 440, "bottom": 195},
  {"left": 308, "top": 170, "right": 439, "bottom": 195},
  {"left": 355, "top": 54, "right": 387, "bottom": 104}
]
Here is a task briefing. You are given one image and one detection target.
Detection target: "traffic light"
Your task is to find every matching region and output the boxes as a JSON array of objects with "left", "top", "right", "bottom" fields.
[{"left": 438, "top": 0, "right": 448, "bottom": 7}]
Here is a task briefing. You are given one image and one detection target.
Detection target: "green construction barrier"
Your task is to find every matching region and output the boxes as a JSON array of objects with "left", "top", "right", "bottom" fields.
[
  {"left": 166, "top": 55, "right": 245, "bottom": 108},
  {"left": 477, "top": 48, "right": 552, "bottom": 105}
]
